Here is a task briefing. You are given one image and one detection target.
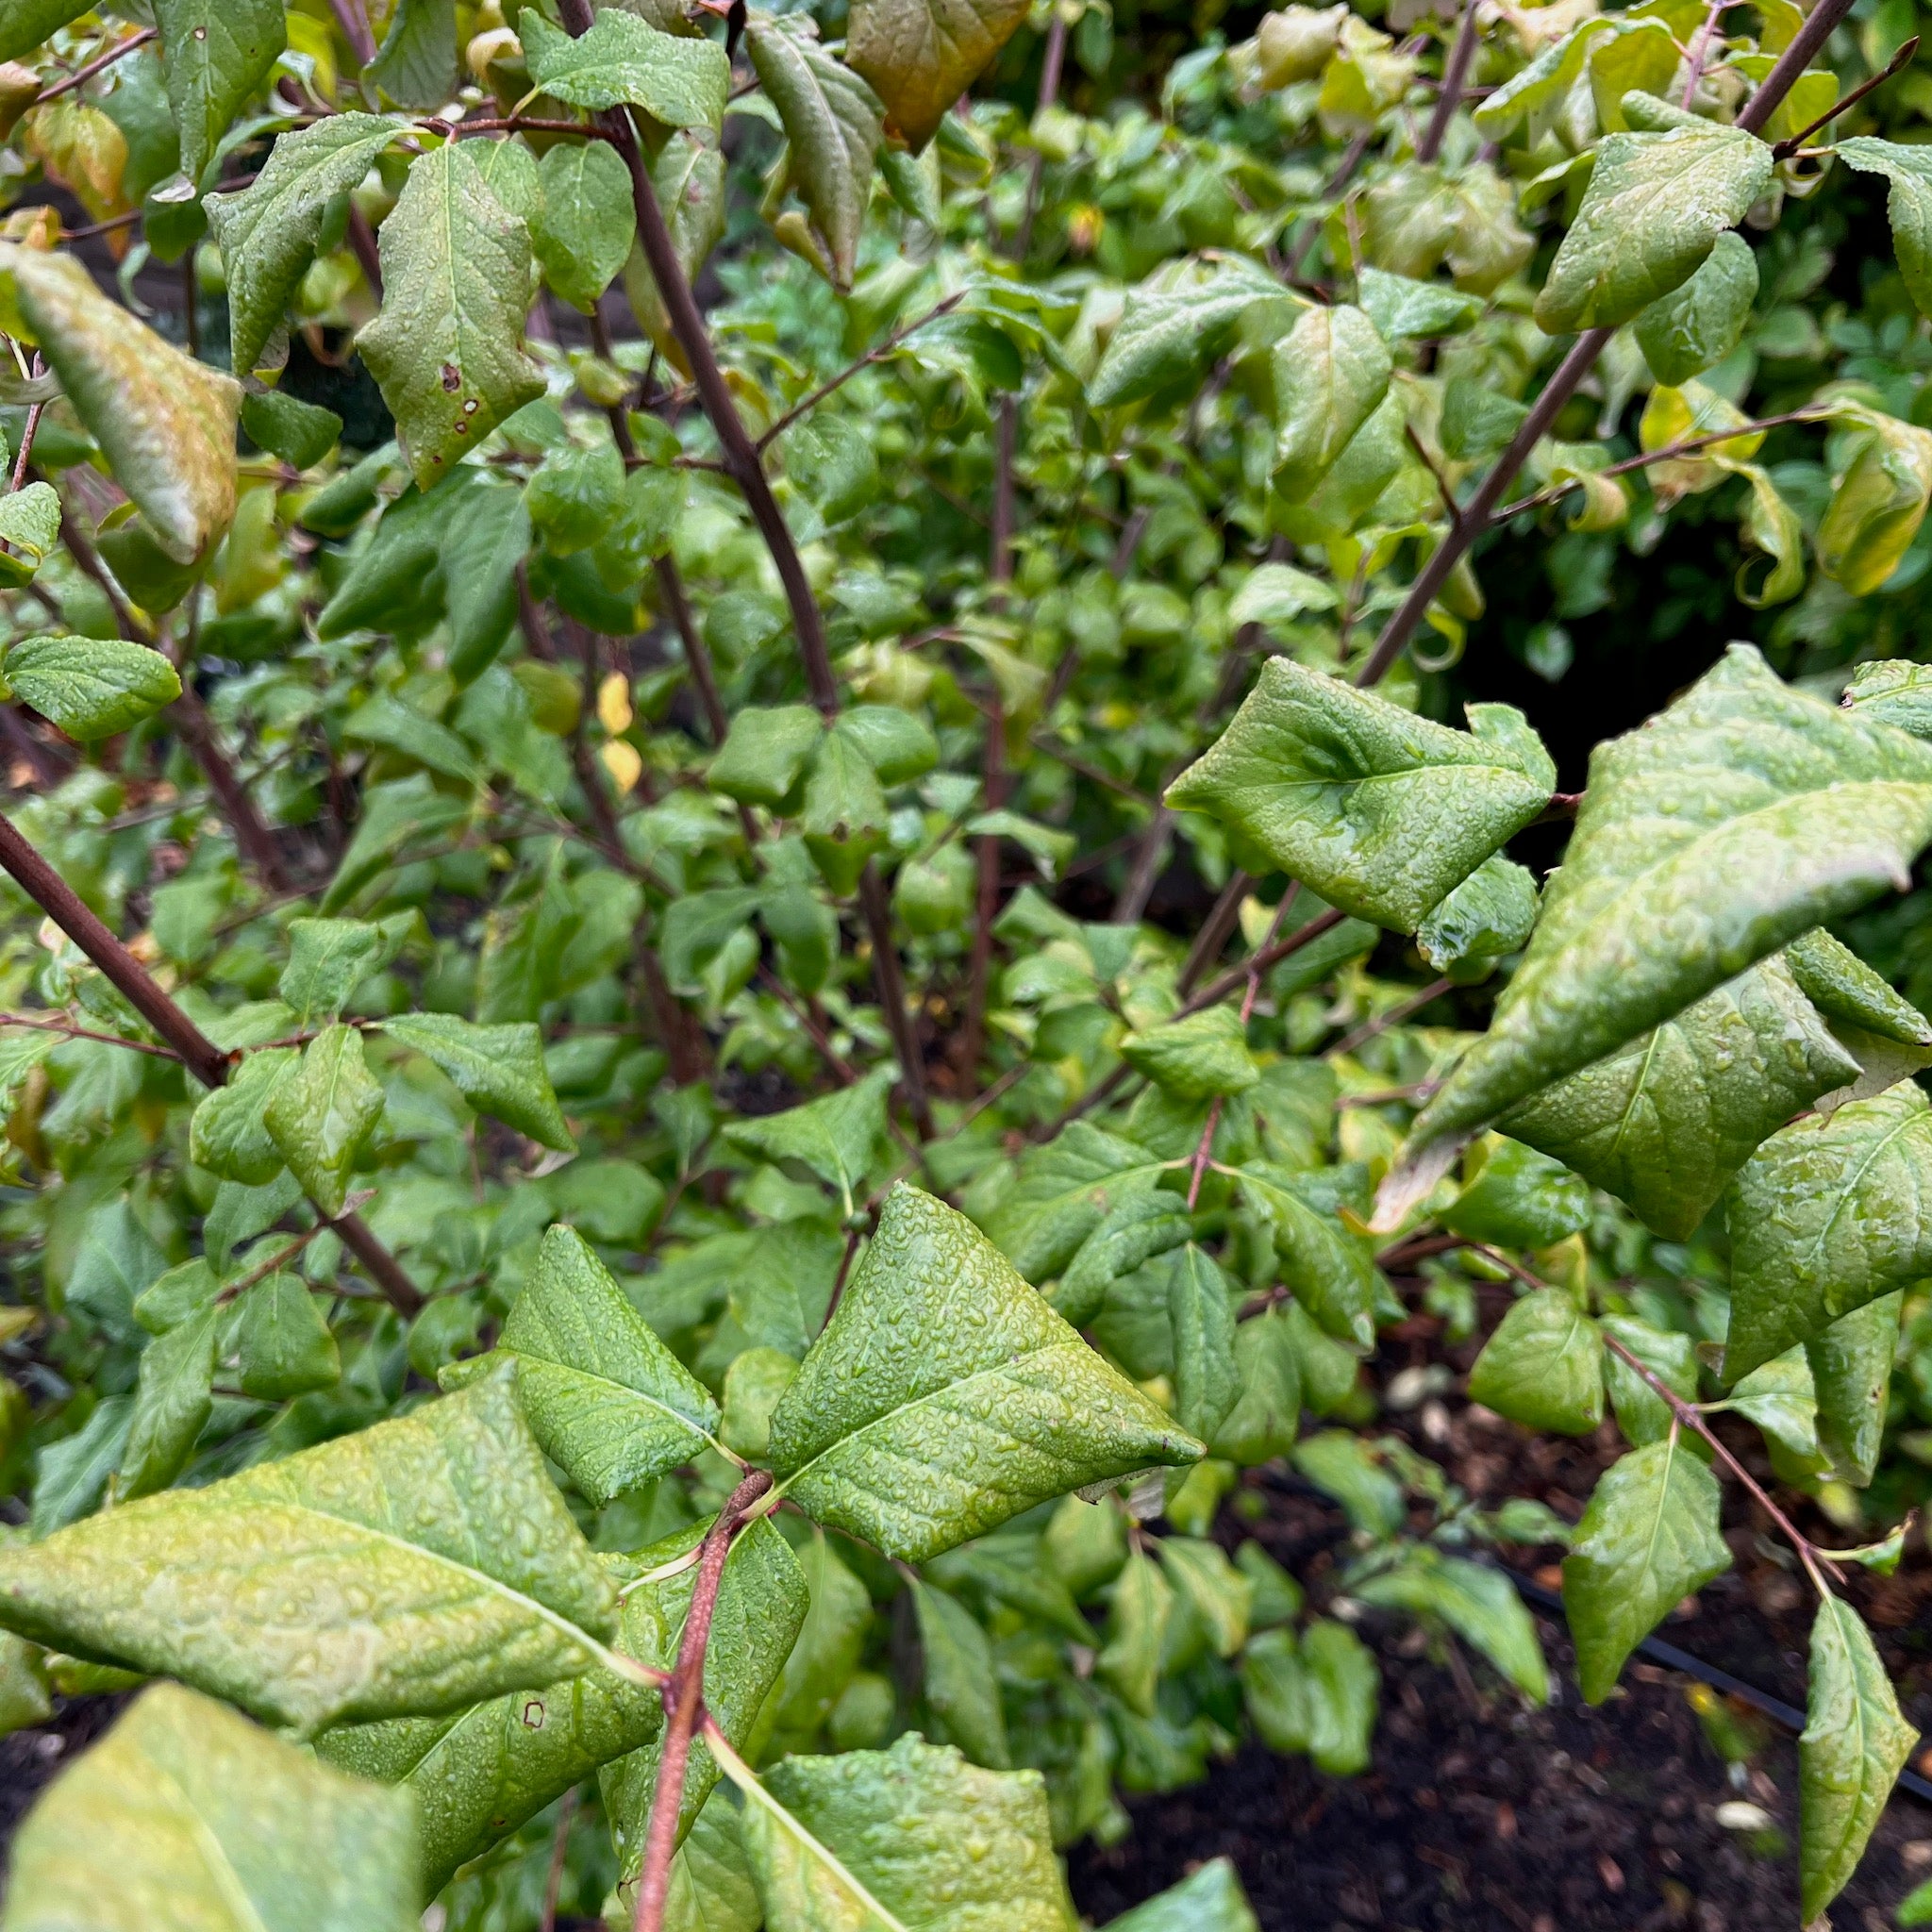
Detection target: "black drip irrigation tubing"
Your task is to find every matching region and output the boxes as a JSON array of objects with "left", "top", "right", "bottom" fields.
[{"left": 1499, "top": 1565, "right": 1932, "bottom": 1807}]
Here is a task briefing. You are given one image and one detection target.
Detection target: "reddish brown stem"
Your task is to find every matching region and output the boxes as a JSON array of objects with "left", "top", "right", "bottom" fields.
[
  {"left": 858, "top": 859, "right": 934, "bottom": 1138},
  {"left": 1327, "top": 975, "right": 1453, "bottom": 1058},
  {"left": 1417, "top": 0, "right": 1480, "bottom": 162},
  {"left": 957, "top": 693, "right": 1008, "bottom": 1087},
  {"left": 328, "top": 0, "right": 379, "bottom": 67},
  {"left": 1180, "top": 906, "right": 1346, "bottom": 1017},
  {"left": 1177, "top": 871, "right": 1252, "bottom": 995},
  {"left": 36, "top": 26, "right": 156, "bottom": 102},
  {"left": 630, "top": 1470, "right": 774, "bottom": 1932}
]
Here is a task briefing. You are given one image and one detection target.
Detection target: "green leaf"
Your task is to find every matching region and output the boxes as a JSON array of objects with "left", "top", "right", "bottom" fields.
[
  {"left": 1561, "top": 1434, "right": 1730, "bottom": 1703},
  {"left": 1471, "top": 19, "right": 1611, "bottom": 140},
  {"left": 440, "top": 1224, "right": 719, "bottom": 1507},
  {"left": 1102, "top": 1859, "right": 1259, "bottom": 1932},
  {"left": 801, "top": 725, "right": 890, "bottom": 894},
  {"left": 531, "top": 139, "right": 636, "bottom": 314},
  {"left": 620, "top": 133, "right": 725, "bottom": 366},
  {"left": 724, "top": 1063, "right": 894, "bottom": 1211},
  {"left": 1837, "top": 137, "right": 1932, "bottom": 319},
  {"left": 1168, "top": 658, "right": 1554, "bottom": 932},
  {"left": 1634, "top": 230, "right": 1757, "bottom": 387},
  {"left": 839, "top": 705, "right": 939, "bottom": 785},
  {"left": 772, "top": 1529, "right": 873, "bottom": 1740},
  {"left": 1787, "top": 927, "right": 1932, "bottom": 1047},
  {"left": 1120, "top": 1005, "right": 1259, "bottom": 1101},
  {"left": 1273, "top": 302, "right": 1391, "bottom": 502},
  {"left": 1410, "top": 647, "right": 1932, "bottom": 1159},
  {"left": 1168, "top": 1244, "right": 1240, "bottom": 1445},
  {"left": 1799, "top": 1594, "right": 1919, "bottom": 1922},
  {"left": 153, "top": 0, "right": 286, "bottom": 186},
  {"left": 1725, "top": 1348, "right": 1818, "bottom": 1462},
  {"left": 1240, "top": 1166, "right": 1384, "bottom": 1351},
  {"left": 742, "top": 1733, "right": 1073, "bottom": 1931},
  {"left": 1291, "top": 1431, "right": 1405, "bottom": 1537},
  {"left": 117, "top": 1308, "right": 215, "bottom": 1502},
  {"left": 1090, "top": 261, "right": 1294, "bottom": 409},
  {"left": 1724, "top": 1082, "right": 1932, "bottom": 1381},
  {"left": 280, "top": 916, "right": 399, "bottom": 1024},
  {"left": 709, "top": 704, "right": 824, "bottom": 808},
  {"left": 240, "top": 389, "right": 342, "bottom": 470},
  {"left": 1, "top": 636, "right": 180, "bottom": 741},
  {"left": 368, "top": 0, "right": 459, "bottom": 108},
  {"left": 1601, "top": 1314, "right": 1699, "bottom": 1449},
  {"left": 262, "top": 1023, "right": 385, "bottom": 1218},
  {"left": 603, "top": 1518, "right": 810, "bottom": 1900},
  {"left": 0, "top": 2, "right": 91, "bottom": 61},
  {"left": 230, "top": 1273, "right": 341, "bottom": 1401},
  {"left": 527, "top": 439, "right": 627, "bottom": 555},
  {"left": 0, "top": 1630, "right": 51, "bottom": 1738},
  {"left": 1208, "top": 1306, "right": 1301, "bottom": 1464},
  {"left": 845, "top": 0, "right": 1030, "bottom": 151},
  {"left": 0, "top": 480, "right": 61, "bottom": 586},
  {"left": 663, "top": 1792, "right": 763, "bottom": 1932},
  {"left": 1350, "top": 1548, "right": 1548, "bottom": 1702},
  {"left": 31, "top": 1397, "right": 133, "bottom": 1537},
  {"left": 1414, "top": 855, "right": 1538, "bottom": 981},
  {"left": 358, "top": 142, "right": 545, "bottom": 491},
  {"left": 4, "top": 243, "right": 239, "bottom": 565},
  {"left": 766, "top": 1186, "right": 1203, "bottom": 1561},
  {"left": 1158, "top": 1536, "right": 1253, "bottom": 1658},
  {"left": 747, "top": 17, "right": 883, "bottom": 289},
  {"left": 1443, "top": 1136, "right": 1591, "bottom": 1249},
  {"left": 189, "top": 1046, "right": 295, "bottom": 1186},
  {"left": 381, "top": 1011, "right": 575, "bottom": 1152},
  {"left": 1467, "top": 1290, "right": 1604, "bottom": 1435},
  {"left": 1534, "top": 123, "right": 1773, "bottom": 334},
  {"left": 1500, "top": 955, "right": 1859, "bottom": 1241},
  {"left": 1807, "top": 1291, "right": 1902, "bottom": 1489},
  {"left": 0, "top": 1682, "right": 417, "bottom": 1932},
  {"left": 341, "top": 692, "right": 481, "bottom": 782},
  {"left": 911, "top": 1577, "right": 1009, "bottom": 1767},
  {"left": 1098, "top": 1545, "right": 1171, "bottom": 1718},
  {"left": 978, "top": 1123, "right": 1168, "bottom": 1281},
  {"left": 206, "top": 115, "right": 403, "bottom": 379},
  {"left": 1354, "top": 266, "right": 1481, "bottom": 342},
  {"left": 1816, "top": 409, "right": 1932, "bottom": 596},
  {"left": 520, "top": 8, "right": 730, "bottom": 128},
  {"left": 1240, "top": 1619, "right": 1377, "bottom": 1774},
  {"left": 66, "top": 1199, "right": 166, "bottom": 1345},
  {"left": 0, "top": 1368, "right": 622, "bottom": 1736}
]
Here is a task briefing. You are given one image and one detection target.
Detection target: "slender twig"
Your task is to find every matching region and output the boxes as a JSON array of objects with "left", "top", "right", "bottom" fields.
[
  {"left": 958, "top": 691, "right": 1007, "bottom": 1087},
  {"left": 8, "top": 355, "right": 44, "bottom": 494},
  {"left": 858, "top": 859, "right": 934, "bottom": 1139},
  {"left": 327, "top": 0, "right": 379, "bottom": 67},
  {"left": 1024, "top": 732, "right": 1156, "bottom": 807},
  {"left": 1601, "top": 1331, "right": 1840, "bottom": 1596},
  {"left": 517, "top": 565, "right": 629, "bottom": 860},
  {"left": 1177, "top": 872, "right": 1253, "bottom": 995},
  {"left": 1352, "top": 0, "right": 1859, "bottom": 689},
  {"left": 541, "top": 1788, "right": 580, "bottom": 1932},
  {"left": 1490, "top": 408, "right": 1828, "bottom": 524},
  {"left": 0, "top": 1010, "right": 182, "bottom": 1060},
  {"left": 1406, "top": 424, "right": 1463, "bottom": 530},
  {"left": 213, "top": 1193, "right": 376, "bottom": 1307},
  {"left": 1286, "top": 129, "right": 1373, "bottom": 280},
  {"left": 1417, "top": 0, "right": 1481, "bottom": 163},
  {"left": 630, "top": 1471, "right": 774, "bottom": 1932},
  {"left": 757, "top": 292, "right": 966, "bottom": 452},
  {"left": 35, "top": 27, "right": 156, "bottom": 103},
  {"left": 1680, "top": 0, "right": 1738, "bottom": 107},
  {"left": 1180, "top": 907, "right": 1348, "bottom": 1017},
  {"left": 1773, "top": 34, "right": 1918, "bottom": 155},
  {"left": 1327, "top": 976, "right": 1454, "bottom": 1058}
]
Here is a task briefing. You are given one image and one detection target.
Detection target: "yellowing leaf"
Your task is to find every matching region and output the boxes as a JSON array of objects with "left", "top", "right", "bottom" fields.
[{"left": 846, "top": 0, "right": 1030, "bottom": 151}]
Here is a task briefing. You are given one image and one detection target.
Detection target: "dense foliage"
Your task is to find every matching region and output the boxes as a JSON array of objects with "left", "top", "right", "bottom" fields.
[{"left": 1, "top": 0, "right": 1932, "bottom": 1927}]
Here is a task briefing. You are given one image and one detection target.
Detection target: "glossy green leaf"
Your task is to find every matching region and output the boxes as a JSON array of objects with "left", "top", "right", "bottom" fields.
[
  {"left": 1089, "top": 262, "right": 1293, "bottom": 409},
  {"left": 0, "top": 480, "right": 60, "bottom": 586},
  {"left": 241, "top": 389, "right": 342, "bottom": 469},
  {"left": 358, "top": 142, "right": 545, "bottom": 491},
  {"left": 367, "top": 0, "right": 458, "bottom": 108},
  {"left": 1168, "top": 658, "right": 1555, "bottom": 932},
  {"left": 979, "top": 1123, "right": 1168, "bottom": 1281},
  {"left": 1159, "top": 1536, "right": 1252, "bottom": 1658},
  {"left": 382, "top": 1011, "right": 575, "bottom": 1151},
  {"left": 767, "top": 1186, "right": 1203, "bottom": 1560},
  {"left": 1239, "top": 1619, "right": 1376, "bottom": 1774},
  {"left": 206, "top": 116, "right": 401, "bottom": 378},
  {"left": 230, "top": 1273, "right": 340, "bottom": 1401},
  {"left": 1354, "top": 266, "right": 1481, "bottom": 342},
  {"left": 1562, "top": 1434, "right": 1730, "bottom": 1703},
  {"left": 189, "top": 1046, "right": 295, "bottom": 1186},
  {"left": 1411, "top": 646, "right": 1932, "bottom": 1158},
  {"left": 0, "top": 1682, "right": 417, "bottom": 1932},
  {"left": 1534, "top": 123, "right": 1773, "bottom": 334},
  {"left": 741, "top": 1732, "right": 1073, "bottom": 1931},
  {"left": 1807, "top": 1291, "right": 1902, "bottom": 1488},
  {"left": 1102, "top": 1858, "right": 1259, "bottom": 1932},
  {"left": 521, "top": 8, "right": 729, "bottom": 128},
  {"left": 1442, "top": 1137, "right": 1591, "bottom": 1249},
  {"left": 0, "top": 1368, "right": 622, "bottom": 1736},
  {"left": 1725, "top": 1348, "right": 1818, "bottom": 1462},
  {"left": 621, "top": 133, "right": 726, "bottom": 368},
  {"left": 1167, "top": 1244, "right": 1240, "bottom": 1445},
  {"left": 1634, "top": 230, "right": 1758, "bottom": 386},
  {"left": 1816, "top": 409, "right": 1932, "bottom": 596},
  {"left": 1500, "top": 955, "right": 1859, "bottom": 1240},
  {"left": 748, "top": 17, "right": 883, "bottom": 288},
  {"left": 153, "top": 0, "right": 285, "bottom": 185},
  {"left": 1240, "top": 1166, "right": 1383, "bottom": 1351},
  {"left": 772, "top": 1529, "right": 874, "bottom": 1740},
  {"left": 262, "top": 1023, "right": 385, "bottom": 1218},
  {"left": 1350, "top": 1548, "right": 1548, "bottom": 1702},
  {"left": 2, "top": 636, "right": 180, "bottom": 741},
  {"left": 911, "top": 1577, "right": 1009, "bottom": 1766},
  {"left": 1292, "top": 1431, "right": 1405, "bottom": 1537},
  {"left": 1786, "top": 926, "right": 1932, "bottom": 1047},
  {"left": 662, "top": 1791, "right": 764, "bottom": 1932},
  {"left": 1724, "top": 1082, "right": 1932, "bottom": 1381},
  {"left": 532, "top": 139, "right": 636, "bottom": 314},
  {"left": 845, "top": 0, "right": 1031, "bottom": 151},
  {"left": 1053, "top": 1191, "right": 1190, "bottom": 1329},
  {"left": 1414, "top": 855, "right": 1538, "bottom": 981},
  {"left": 1600, "top": 1314, "right": 1699, "bottom": 1449},
  {"left": 1098, "top": 1548, "right": 1171, "bottom": 1715},
  {"left": 1467, "top": 1290, "right": 1604, "bottom": 1435},
  {"left": 1838, "top": 137, "right": 1932, "bottom": 318},
  {"left": 441, "top": 1224, "right": 719, "bottom": 1506},
  {"left": 1120, "top": 1005, "right": 1259, "bottom": 1101},
  {"left": 1273, "top": 302, "right": 1391, "bottom": 502},
  {"left": 1208, "top": 1306, "right": 1301, "bottom": 1465},
  {"left": 724, "top": 1062, "right": 893, "bottom": 1210},
  {"left": 280, "top": 916, "right": 396, "bottom": 1023},
  {"left": 1799, "top": 1593, "right": 1918, "bottom": 1922},
  {"left": 0, "top": 2, "right": 91, "bottom": 61},
  {"left": 117, "top": 1307, "right": 215, "bottom": 1501}
]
